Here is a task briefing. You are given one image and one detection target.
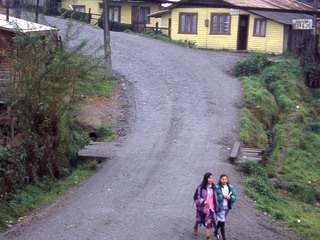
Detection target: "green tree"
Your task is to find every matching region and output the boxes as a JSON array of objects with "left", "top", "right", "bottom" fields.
[{"left": 4, "top": 24, "right": 102, "bottom": 180}]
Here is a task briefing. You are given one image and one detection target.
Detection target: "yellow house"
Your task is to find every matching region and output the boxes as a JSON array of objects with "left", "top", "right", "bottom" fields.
[
  {"left": 149, "top": 0, "right": 314, "bottom": 54},
  {"left": 61, "top": 0, "right": 161, "bottom": 27}
]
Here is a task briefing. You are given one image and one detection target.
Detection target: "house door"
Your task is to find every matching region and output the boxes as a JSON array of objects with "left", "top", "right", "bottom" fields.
[
  {"left": 131, "top": 6, "right": 139, "bottom": 24},
  {"left": 237, "top": 15, "right": 249, "bottom": 51}
]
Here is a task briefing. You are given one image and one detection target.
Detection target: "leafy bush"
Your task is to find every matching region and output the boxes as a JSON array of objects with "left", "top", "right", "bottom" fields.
[
  {"left": 61, "top": 8, "right": 91, "bottom": 23},
  {"left": 308, "top": 122, "right": 320, "bottom": 133},
  {"left": 286, "top": 182, "right": 318, "bottom": 204},
  {"left": 0, "top": 146, "right": 27, "bottom": 198},
  {"left": 234, "top": 53, "right": 269, "bottom": 77},
  {"left": 98, "top": 18, "right": 133, "bottom": 32},
  {"left": 45, "top": 6, "right": 61, "bottom": 16},
  {"left": 2, "top": 25, "right": 100, "bottom": 184},
  {"left": 260, "top": 67, "right": 280, "bottom": 84},
  {"left": 245, "top": 176, "right": 279, "bottom": 200},
  {"left": 123, "top": 29, "right": 133, "bottom": 34},
  {"left": 238, "top": 160, "right": 268, "bottom": 179},
  {"left": 239, "top": 161, "right": 279, "bottom": 200},
  {"left": 96, "top": 125, "right": 117, "bottom": 142}
]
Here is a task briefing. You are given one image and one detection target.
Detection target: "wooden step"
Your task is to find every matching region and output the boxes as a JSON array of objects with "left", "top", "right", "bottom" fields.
[
  {"left": 240, "top": 148, "right": 265, "bottom": 154},
  {"left": 229, "top": 141, "right": 240, "bottom": 162},
  {"left": 238, "top": 158, "right": 262, "bottom": 163},
  {"left": 77, "top": 141, "right": 115, "bottom": 162}
]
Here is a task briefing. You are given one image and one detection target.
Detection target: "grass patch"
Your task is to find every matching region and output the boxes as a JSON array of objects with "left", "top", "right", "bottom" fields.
[
  {"left": 79, "top": 76, "right": 118, "bottom": 98},
  {"left": 236, "top": 55, "right": 320, "bottom": 239},
  {"left": 137, "top": 32, "right": 193, "bottom": 48},
  {"left": 96, "top": 125, "right": 118, "bottom": 142},
  {"left": 238, "top": 160, "right": 320, "bottom": 240},
  {"left": 0, "top": 74, "right": 118, "bottom": 231},
  {"left": 0, "top": 161, "right": 99, "bottom": 230}
]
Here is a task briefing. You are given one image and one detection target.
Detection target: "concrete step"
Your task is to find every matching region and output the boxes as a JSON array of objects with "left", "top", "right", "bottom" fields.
[{"left": 77, "top": 141, "right": 116, "bottom": 162}]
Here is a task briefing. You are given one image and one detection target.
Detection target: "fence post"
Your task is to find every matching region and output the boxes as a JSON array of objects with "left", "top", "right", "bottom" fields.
[
  {"left": 168, "top": 18, "right": 171, "bottom": 38},
  {"left": 88, "top": 8, "right": 92, "bottom": 24},
  {"left": 10, "top": 114, "right": 14, "bottom": 140},
  {"left": 156, "top": 22, "right": 158, "bottom": 34}
]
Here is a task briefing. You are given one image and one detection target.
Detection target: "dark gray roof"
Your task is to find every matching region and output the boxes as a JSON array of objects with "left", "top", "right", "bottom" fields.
[
  {"left": 148, "top": 10, "right": 172, "bottom": 18},
  {"left": 249, "top": 10, "right": 313, "bottom": 25}
]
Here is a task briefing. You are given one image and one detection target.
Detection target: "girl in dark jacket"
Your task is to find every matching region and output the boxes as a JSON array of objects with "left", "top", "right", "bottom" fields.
[
  {"left": 214, "top": 174, "right": 237, "bottom": 240},
  {"left": 193, "top": 172, "right": 219, "bottom": 240}
]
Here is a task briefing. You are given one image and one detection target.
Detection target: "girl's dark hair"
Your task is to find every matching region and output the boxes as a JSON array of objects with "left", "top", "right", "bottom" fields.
[
  {"left": 218, "top": 174, "right": 229, "bottom": 185},
  {"left": 201, "top": 172, "right": 213, "bottom": 189}
]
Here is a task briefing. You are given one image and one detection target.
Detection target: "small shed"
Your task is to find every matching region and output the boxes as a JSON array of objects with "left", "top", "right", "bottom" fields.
[
  {"left": 249, "top": 10, "right": 314, "bottom": 54},
  {"left": 0, "top": 14, "right": 58, "bottom": 143},
  {"left": 0, "top": 14, "right": 58, "bottom": 100}
]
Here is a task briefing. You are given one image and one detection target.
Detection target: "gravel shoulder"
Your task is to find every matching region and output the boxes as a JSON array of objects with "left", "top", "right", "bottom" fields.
[{"left": 0, "top": 16, "right": 305, "bottom": 240}]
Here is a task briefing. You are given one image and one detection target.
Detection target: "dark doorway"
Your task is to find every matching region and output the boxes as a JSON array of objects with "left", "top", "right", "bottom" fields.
[
  {"left": 131, "top": 6, "right": 139, "bottom": 24},
  {"left": 237, "top": 15, "right": 249, "bottom": 51}
]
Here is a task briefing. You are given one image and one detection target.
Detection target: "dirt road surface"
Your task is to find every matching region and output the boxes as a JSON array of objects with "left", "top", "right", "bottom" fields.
[{"left": 0, "top": 17, "right": 304, "bottom": 240}]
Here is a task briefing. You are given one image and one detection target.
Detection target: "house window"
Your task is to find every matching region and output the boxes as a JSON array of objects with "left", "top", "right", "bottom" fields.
[
  {"left": 139, "top": 7, "right": 150, "bottom": 23},
  {"left": 179, "top": 12, "right": 197, "bottom": 34},
  {"left": 73, "top": 5, "right": 85, "bottom": 13},
  {"left": 210, "top": 13, "right": 230, "bottom": 34},
  {"left": 109, "top": 6, "right": 121, "bottom": 22},
  {"left": 254, "top": 18, "right": 266, "bottom": 37},
  {"left": 0, "top": 71, "right": 10, "bottom": 81}
]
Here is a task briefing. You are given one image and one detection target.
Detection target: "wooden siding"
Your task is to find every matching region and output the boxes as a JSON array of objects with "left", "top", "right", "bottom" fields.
[
  {"left": 171, "top": 7, "right": 238, "bottom": 50},
  {"left": 61, "top": 0, "right": 160, "bottom": 26},
  {"left": 0, "top": 30, "right": 13, "bottom": 82},
  {"left": 247, "top": 13, "right": 284, "bottom": 54},
  {"left": 169, "top": 7, "right": 285, "bottom": 54}
]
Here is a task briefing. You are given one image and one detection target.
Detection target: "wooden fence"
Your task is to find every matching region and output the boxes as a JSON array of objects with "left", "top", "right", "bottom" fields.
[{"left": 293, "top": 30, "right": 320, "bottom": 88}]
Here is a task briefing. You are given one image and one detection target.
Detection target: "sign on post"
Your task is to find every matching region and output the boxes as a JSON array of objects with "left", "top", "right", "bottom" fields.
[{"left": 293, "top": 19, "right": 313, "bottom": 30}]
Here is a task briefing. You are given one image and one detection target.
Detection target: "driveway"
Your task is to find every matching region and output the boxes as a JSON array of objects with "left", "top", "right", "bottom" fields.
[{"left": 0, "top": 16, "right": 303, "bottom": 240}]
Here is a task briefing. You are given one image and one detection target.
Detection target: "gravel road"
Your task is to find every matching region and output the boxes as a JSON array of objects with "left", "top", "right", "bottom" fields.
[{"left": 0, "top": 17, "right": 304, "bottom": 240}]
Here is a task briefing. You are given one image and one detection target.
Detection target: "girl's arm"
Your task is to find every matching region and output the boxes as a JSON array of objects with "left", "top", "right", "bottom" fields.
[
  {"left": 213, "top": 189, "right": 219, "bottom": 212},
  {"left": 229, "top": 185, "right": 237, "bottom": 203},
  {"left": 194, "top": 187, "right": 205, "bottom": 205}
]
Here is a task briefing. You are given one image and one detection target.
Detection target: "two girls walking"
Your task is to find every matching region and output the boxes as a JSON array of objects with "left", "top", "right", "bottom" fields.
[{"left": 193, "top": 173, "right": 237, "bottom": 240}]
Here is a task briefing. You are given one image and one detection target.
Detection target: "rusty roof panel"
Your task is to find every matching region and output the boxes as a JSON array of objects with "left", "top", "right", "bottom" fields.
[{"left": 223, "top": 0, "right": 314, "bottom": 11}]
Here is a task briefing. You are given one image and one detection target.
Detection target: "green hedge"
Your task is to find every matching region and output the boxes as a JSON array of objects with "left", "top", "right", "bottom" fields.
[
  {"left": 62, "top": 9, "right": 91, "bottom": 23},
  {"left": 46, "top": 7, "right": 90, "bottom": 23},
  {"left": 234, "top": 53, "right": 269, "bottom": 77},
  {"left": 98, "top": 18, "right": 133, "bottom": 32}
]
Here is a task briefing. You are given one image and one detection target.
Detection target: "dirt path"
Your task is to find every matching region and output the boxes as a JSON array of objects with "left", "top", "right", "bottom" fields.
[{"left": 0, "top": 17, "right": 304, "bottom": 240}]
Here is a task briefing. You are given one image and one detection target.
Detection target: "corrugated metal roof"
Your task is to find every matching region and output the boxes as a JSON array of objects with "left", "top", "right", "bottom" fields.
[
  {"left": 249, "top": 10, "right": 313, "bottom": 25},
  {"left": 148, "top": 9, "right": 172, "bottom": 17},
  {"left": 0, "top": 14, "right": 58, "bottom": 33},
  {"left": 223, "top": 0, "right": 314, "bottom": 10},
  {"left": 181, "top": 0, "right": 315, "bottom": 11}
]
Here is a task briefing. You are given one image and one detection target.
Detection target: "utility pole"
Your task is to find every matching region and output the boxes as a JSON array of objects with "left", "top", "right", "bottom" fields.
[
  {"left": 6, "top": 0, "right": 10, "bottom": 21},
  {"left": 313, "top": 0, "right": 318, "bottom": 58},
  {"left": 35, "top": 0, "right": 40, "bottom": 23},
  {"left": 103, "top": 0, "right": 112, "bottom": 79}
]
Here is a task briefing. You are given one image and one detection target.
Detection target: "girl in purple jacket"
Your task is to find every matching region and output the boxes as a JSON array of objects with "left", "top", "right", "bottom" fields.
[{"left": 193, "top": 172, "right": 219, "bottom": 240}]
